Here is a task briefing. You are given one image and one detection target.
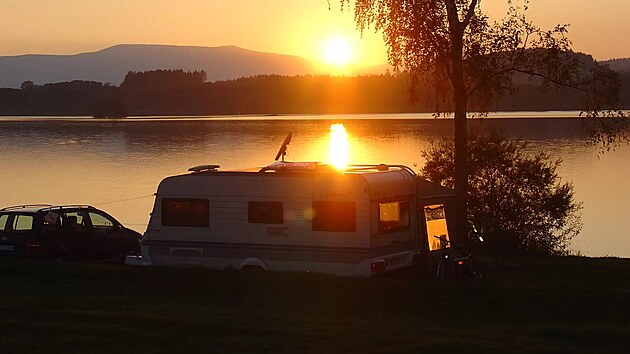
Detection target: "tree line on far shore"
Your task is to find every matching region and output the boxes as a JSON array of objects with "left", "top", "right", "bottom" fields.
[{"left": 1, "top": 67, "right": 629, "bottom": 117}]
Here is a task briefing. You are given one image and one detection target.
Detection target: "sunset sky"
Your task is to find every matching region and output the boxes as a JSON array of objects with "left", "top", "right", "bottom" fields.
[{"left": 1, "top": 0, "right": 628, "bottom": 67}]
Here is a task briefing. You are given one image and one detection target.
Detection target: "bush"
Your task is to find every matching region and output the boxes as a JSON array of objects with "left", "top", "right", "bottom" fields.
[{"left": 420, "top": 131, "right": 582, "bottom": 255}]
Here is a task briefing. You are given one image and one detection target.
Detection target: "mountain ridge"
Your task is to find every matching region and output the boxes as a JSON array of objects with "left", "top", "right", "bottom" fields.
[
  {"left": 0, "top": 44, "right": 325, "bottom": 88},
  {"left": 1, "top": 43, "right": 627, "bottom": 89}
]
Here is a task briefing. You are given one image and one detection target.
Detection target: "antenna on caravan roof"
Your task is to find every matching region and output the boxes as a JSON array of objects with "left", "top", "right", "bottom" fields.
[{"left": 274, "top": 132, "right": 292, "bottom": 162}]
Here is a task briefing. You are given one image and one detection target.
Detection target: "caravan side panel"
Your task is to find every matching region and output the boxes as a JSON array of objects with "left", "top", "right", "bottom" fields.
[{"left": 143, "top": 172, "right": 376, "bottom": 276}]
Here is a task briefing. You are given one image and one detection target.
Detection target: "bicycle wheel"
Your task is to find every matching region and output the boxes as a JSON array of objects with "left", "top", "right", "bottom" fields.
[
  {"left": 436, "top": 260, "right": 446, "bottom": 280},
  {"left": 471, "top": 257, "right": 486, "bottom": 281}
]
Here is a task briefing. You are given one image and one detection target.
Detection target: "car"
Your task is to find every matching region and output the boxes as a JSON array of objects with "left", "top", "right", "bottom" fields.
[{"left": 0, "top": 204, "right": 141, "bottom": 261}]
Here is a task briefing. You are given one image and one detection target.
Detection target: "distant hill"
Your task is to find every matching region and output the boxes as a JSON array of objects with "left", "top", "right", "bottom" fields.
[
  {"left": 602, "top": 58, "right": 630, "bottom": 72},
  {"left": 0, "top": 44, "right": 324, "bottom": 88}
]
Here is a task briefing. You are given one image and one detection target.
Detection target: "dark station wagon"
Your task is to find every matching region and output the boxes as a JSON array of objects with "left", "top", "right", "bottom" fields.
[{"left": 0, "top": 204, "right": 141, "bottom": 261}]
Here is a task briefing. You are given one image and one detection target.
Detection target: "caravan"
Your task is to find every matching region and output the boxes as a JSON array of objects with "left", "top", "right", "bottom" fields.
[{"left": 133, "top": 135, "right": 457, "bottom": 277}]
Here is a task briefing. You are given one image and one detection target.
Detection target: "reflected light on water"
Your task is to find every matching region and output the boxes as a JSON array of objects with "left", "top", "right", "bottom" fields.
[
  {"left": 329, "top": 123, "right": 349, "bottom": 170},
  {"left": 1, "top": 117, "right": 629, "bottom": 257}
]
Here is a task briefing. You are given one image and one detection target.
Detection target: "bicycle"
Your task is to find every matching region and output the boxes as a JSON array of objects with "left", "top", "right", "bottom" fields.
[{"left": 434, "top": 235, "right": 486, "bottom": 281}]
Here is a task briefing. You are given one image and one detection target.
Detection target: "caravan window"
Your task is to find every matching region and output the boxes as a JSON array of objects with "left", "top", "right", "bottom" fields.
[
  {"left": 248, "top": 202, "right": 283, "bottom": 224},
  {"left": 162, "top": 198, "right": 209, "bottom": 227},
  {"left": 312, "top": 201, "right": 356, "bottom": 232},
  {"left": 378, "top": 200, "right": 410, "bottom": 234}
]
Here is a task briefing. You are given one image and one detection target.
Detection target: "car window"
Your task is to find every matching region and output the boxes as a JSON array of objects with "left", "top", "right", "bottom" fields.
[
  {"left": 0, "top": 214, "right": 8, "bottom": 230},
  {"left": 63, "top": 212, "right": 84, "bottom": 225},
  {"left": 60, "top": 211, "right": 86, "bottom": 233},
  {"left": 13, "top": 214, "right": 34, "bottom": 231},
  {"left": 42, "top": 212, "right": 61, "bottom": 234},
  {"left": 88, "top": 212, "right": 115, "bottom": 228}
]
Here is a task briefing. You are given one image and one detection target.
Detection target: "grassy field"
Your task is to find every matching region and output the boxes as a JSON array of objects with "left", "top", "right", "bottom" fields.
[{"left": 0, "top": 256, "right": 628, "bottom": 354}]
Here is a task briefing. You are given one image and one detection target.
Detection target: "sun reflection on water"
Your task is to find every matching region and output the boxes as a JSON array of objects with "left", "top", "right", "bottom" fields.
[{"left": 329, "top": 123, "right": 349, "bottom": 170}]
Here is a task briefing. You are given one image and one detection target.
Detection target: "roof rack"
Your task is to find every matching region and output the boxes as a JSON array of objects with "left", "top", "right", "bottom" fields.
[
  {"left": 345, "top": 164, "right": 417, "bottom": 176},
  {"left": 1, "top": 204, "right": 98, "bottom": 212},
  {"left": 39, "top": 205, "right": 96, "bottom": 212},
  {"left": 1, "top": 204, "right": 53, "bottom": 211},
  {"left": 257, "top": 162, "right": 417, "bottom": 175}
]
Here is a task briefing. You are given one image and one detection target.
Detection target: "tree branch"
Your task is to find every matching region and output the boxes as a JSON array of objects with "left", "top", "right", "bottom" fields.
[
  {"left": 462, "top": 0, "right": 479, "bottom": 29},
  {"left": 467, "top": 62, "right": 609, "bottom": 104},
  {"left": 466, "top": 65, "right": 516, "bottom": 96},
  {"left": 511, "top": 69, "right": 602, "bottom": 96}
]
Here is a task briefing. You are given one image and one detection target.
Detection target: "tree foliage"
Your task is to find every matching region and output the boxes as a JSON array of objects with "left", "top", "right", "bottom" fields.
[
  {"left": 420, "top": 131, "right": 582, "bottom": 255},
  {"left": 342, "top": 0, "right": 624, "bottom": 242},
  {"left": 344, "top": 0, "right": 620, "bottom": 114},
  {"left": 121, "top": 69, "right": 207, "bottom": 89},
  {"left": 3, "top": 70, "right": 630, "bottom": 116}
]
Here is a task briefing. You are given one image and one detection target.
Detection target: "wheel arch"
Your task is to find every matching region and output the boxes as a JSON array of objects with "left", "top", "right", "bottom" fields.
[{"left": 239, "top": 257, "right": 269, "bottom": 271}]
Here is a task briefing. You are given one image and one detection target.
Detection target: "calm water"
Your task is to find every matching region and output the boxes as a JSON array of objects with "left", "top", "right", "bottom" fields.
[{"left": 1, "top": 114, "right": 628, "bottom": 257}]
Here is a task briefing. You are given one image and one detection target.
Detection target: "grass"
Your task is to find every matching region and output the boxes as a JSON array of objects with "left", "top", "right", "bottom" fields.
[{"left": 0, "top": 256, "right": 628, "bottom": 354}]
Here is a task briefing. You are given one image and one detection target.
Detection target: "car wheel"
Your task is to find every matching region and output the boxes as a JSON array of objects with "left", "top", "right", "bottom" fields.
[
  {"left": 57, "top": 244, "right": 74, "bottom": 261},
  {"left": 119, "top": 240, "right": 139, "bottom": 264}
]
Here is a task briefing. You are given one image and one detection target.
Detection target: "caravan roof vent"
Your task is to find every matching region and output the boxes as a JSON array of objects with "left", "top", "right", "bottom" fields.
[{"left": 188, "top": 164, "right": 220, "bottom": 173}]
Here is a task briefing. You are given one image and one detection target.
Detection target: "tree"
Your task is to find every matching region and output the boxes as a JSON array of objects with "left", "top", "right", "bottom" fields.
[
  {"left": 341, "top": 0, "right": 622, "bottom": 240},
  {"left": 20, "top": 80, "right": 36, "bottom": 90},
  {"left": 421, "top": 131, "right": 582, "bottom": 255}
]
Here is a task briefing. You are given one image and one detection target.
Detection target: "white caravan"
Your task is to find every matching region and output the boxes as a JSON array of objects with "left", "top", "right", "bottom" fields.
[{"left": 134, "top": 136, "right": 457, "bottom": 276}]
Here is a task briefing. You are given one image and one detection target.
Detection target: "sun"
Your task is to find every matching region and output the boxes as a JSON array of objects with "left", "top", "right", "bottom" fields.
[{"left": 323, "top": 37, "right": 353, "bottom": 66}]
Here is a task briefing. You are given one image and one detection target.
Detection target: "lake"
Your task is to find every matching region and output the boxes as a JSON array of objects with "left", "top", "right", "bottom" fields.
[{"left": 1, "top": 113, "right": 628, "bottom": 257}]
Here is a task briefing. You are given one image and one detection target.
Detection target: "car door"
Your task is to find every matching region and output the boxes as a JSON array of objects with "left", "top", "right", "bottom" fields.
[
  {"left": 86, "top": 211, "right": 123, "bottom": 260},
  {"left": 60, "top": 210, "right": 96, "bottom": 259}
]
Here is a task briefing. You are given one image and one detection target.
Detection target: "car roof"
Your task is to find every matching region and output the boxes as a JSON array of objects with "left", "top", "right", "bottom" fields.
[{"left": 0, "top": 205, "right": 97, "bottom": 213}]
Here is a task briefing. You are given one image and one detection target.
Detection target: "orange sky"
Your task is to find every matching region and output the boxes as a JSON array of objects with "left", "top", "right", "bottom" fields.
[{"left": 1, "top": 0, "right": 628, "bottom": 67}]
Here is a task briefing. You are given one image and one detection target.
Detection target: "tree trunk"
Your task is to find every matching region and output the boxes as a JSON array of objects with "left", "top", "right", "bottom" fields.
[
  {"left": 453, "top": 68, "right": 468, "bottom": 242},
  {"left": 448, "top": 12, "right": 469, "bottom": 242}
]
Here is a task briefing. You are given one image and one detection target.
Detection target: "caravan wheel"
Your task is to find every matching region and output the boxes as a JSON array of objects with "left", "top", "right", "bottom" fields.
[{"left": 241, "top": 265, "right": 266, "bottom": 272}]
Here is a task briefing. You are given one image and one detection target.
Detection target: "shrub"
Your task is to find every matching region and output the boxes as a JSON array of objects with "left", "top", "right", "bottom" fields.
[{"left": 420, "top": 131, "right": 582, "bottom": 255}]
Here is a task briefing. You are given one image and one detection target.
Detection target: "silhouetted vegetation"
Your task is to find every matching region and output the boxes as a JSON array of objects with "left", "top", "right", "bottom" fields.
[
  {"left": 1, "top": 68, "right": 629, "bottom": 117},
  {"left": 0, "top": 80, "right": 118, "bottom": 116},
  {"left": 92, "top": 96, "right": 127, "bottom": 118},
  {"left": 343, "top": 0, "right": 625, "bottom": 248},
  {"left": 120, "top": 69, "right": 207, "bottom": 115},
  {"left": 421, "top": 131, "right": 582, "bottom": 255}
]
